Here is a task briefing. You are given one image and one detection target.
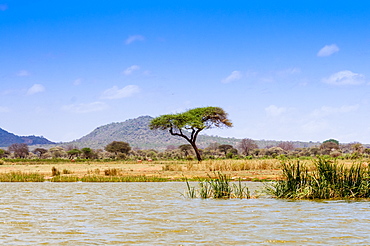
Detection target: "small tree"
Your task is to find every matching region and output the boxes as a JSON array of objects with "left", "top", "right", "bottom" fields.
[
  {"left": 81, "top": 147, "right": 93, "bottom": 159},
  {"left": 8, "top": 143, "right": 29, "bottom": 158},
  {"left": 34, "top": 148, "right": 48, "bottom": 158},
  {"left": 179, "top": 144, "right": 193, "bottom": 157},
  {"left": 238, "top": 138, "right": 258, "bottom": 156},
  {"left": 105, "top": 141, "right": 131, "bottom": 155},
  {"left": 323, "top": 139, "right": 339, "bottom": 145},
  {"left": 351, "top": 143, "right": 364, "bottom": 154},
  {"left": 67, "top": 149, "right": 81, "bottom": 159},
  {"left": 277, "top": 141, "right": 295, "bottom": 151},
  {"left": 218, "top": 144, "right": 233, "bottom": 156},
  {"left": 49, "top": 146, "right": 67, "bottom": 158},
  {"left": 149, "top": 107, "right": 232, "bottom": 161},
  {"left": 320, "top": 139, "right": 339, "bottom": 155}
]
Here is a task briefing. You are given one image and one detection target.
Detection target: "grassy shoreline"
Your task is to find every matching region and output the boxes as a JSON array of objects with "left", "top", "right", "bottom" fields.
[
  {"left": 0, "top": 159, "right": 283, "bottom": 182},
  {"left": 0, "top": 158, "right": 368, "bottom": 184}
]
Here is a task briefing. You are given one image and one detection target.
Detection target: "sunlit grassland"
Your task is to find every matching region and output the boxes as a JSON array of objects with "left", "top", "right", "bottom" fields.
[{"left": 1, "top": 158, "right": 369, "bottom": 184}]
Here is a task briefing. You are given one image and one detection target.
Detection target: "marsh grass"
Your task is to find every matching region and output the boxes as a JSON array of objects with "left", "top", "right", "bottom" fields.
[
  {"left": 49, "top": 175, "right": 169, "bottom": 182},
  {"left": 0, "top": 171, "right": 44, "bottom": 182},
  {"left": 186, "top": 172, "right": 251, "bottom": 199},
  {"left": 267, "top": 158, "right": 370, "bottom": 199},
  {"left": 185, "top": 178, "right": 197, "bottom": 198}
]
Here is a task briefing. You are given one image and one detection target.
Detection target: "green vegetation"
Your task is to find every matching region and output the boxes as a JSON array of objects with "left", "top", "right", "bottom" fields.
[
  {"left": 149, "top": 107, "right": 232, "bottom": 161},
  {"left": 105, "top": 141, "right": 131, "bottom": 158},
  {"left": 185, "top": 172, "right": 251, "bottom": 199},
  {"left": 50, "top": 175, "right": 169, "bottom": 182},
  {"left": 267, "top": 158, "right": 370, "bottom": 199},
  {"left": 0, "top": 171, "right": 44, "bottom": 182}
]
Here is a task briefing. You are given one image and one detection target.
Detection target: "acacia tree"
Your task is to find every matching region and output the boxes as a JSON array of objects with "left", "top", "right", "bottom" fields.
[
  {"left": 179, "top": 144, "right": 193, "bottom": 157},
  {"left": 320, "top": 139, "right": 340, "bottom": 155},
  {"left": 149, "top": 107, "right": 232, "bottom": 161},
  {"left": 34, "top": 148, "right": 48, "bottom": 158},
  {"left": 218, "top": 144, "right": 233, "bottom": 156},
  {"left": 8, "top": 143, "right": 29, "bottom": 158},
  {"left": 105, "top": 141, "right": 131, "bottom": 155}
]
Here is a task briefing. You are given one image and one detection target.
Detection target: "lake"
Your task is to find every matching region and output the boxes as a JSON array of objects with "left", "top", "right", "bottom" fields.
[{"left": 0, "top": 182, "right": 369, "bottom": 245}]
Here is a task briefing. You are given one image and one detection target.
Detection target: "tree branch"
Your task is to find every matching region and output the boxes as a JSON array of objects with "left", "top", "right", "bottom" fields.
[{"left": 169, "top": 127, "right": 191, "bottom": 143}]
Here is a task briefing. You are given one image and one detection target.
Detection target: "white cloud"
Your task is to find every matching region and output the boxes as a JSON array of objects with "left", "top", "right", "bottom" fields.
[
  {"left": 101, "top": 85, "right": 140, "bottom": 99},
  {"left": 221, "top": 71, "right": 242, "bottom": 83},
  {"left": 125, "top": 35, "right": 145, "bottom": 45},
  {"left": 322, "top": 70, "right": 365, "bottom": 85},
  {"left": 0, "top": 4, "right": 7, "bottom": 11},
  {"left": 317, "top": 44, "right": 339, "bottom": 57},
  {"left": 0, "top": 106, "right": 10, "bottom": 113},
  {"left": 17, "top": 70, "right": 30, "bottom": 77},
  {"left": 27, "top": 84, "right": 45, "bottom": 95},
  {"left": 265, "top": 105, "right": 287, "bottom": 117},
  {"left": 123, "top": 65, "right": 140, "bottom": 75},
  {"left": 311, "top": 105, "right": 359, "bottom": 117},
  {"left": 62, "top": 102, "right": 108, "bottom": 113}
]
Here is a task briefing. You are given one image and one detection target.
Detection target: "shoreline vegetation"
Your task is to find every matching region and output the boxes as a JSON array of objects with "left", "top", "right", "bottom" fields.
[
  {"left": 1, "top": 157, "right": 370, "bottom": 200},
  {"left": 0, "top": 159, "right": 282, "bottom": 182}
]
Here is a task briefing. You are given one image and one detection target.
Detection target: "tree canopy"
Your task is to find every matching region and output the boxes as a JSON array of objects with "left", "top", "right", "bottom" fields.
[
  {"left": 149, "top": 106, "right": 232, "bottom": 161},
  {"left": 105, "top": 141, "right": 131, "bottom": 155}
]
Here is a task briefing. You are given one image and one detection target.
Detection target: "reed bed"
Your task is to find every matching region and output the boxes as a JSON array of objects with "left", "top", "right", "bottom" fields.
[
  {"left": 267, "top": 158, "right": 370, "bottom": 199},
  {"left": 185, "top": 172, "right": 251, "bottom": 199},
  {"left": 0, "top": 171, "right": 44, "bottom": 182}
]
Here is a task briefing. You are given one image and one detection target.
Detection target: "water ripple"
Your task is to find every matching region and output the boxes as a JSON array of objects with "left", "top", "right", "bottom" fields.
[{"left": 0, "top": 182, "right": 369, "bottom": 245}]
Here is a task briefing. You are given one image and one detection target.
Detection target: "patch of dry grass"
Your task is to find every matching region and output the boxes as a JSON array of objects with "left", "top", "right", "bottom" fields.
[{"left": 1, "top": 158, "right": 366, "bottom": 181}]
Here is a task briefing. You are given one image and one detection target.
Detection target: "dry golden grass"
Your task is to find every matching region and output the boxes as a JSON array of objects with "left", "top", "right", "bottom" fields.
[{"left": 0, "top": 158, "right": 367, "bottom": 181}]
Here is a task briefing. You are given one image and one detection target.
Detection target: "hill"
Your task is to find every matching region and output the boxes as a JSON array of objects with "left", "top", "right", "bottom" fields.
[
  {"left": 65, "top": 116, "right": 241, "bottom": 150},
  {"left": 64, "top": 116, "right": 320, "bottom": 150},
  {"left": 0, "top": 128, "right": 55, "bottom": 147}
]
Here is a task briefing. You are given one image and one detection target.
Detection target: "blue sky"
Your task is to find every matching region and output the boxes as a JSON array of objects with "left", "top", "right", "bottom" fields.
[{"left": 1, "top": 1, "right": 370, "bottom": 144}]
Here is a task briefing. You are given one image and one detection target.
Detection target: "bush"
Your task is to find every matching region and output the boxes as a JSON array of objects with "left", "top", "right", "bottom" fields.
[
  {"left": 52, "top": 167, "right": 60, "bottom": 176},
  {"left": 104, "top": 168, "right": 120, "bottom": 176}
]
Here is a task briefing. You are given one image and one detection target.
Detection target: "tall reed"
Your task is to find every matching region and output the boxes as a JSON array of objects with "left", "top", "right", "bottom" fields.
[
  {"left": 185, "top": 172, "right": 251, "bottom": 199},
  {"left": 267, "top": 157, "right": 370, "bottom": 199}
]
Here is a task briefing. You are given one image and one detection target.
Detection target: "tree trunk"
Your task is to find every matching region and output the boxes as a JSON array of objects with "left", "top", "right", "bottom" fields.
[{"left": 190, "top": 141, "right": 202, "bottom": 161}]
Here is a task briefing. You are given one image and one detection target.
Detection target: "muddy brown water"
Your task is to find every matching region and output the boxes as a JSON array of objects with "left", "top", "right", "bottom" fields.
[{"left": 0, "top": 182, "right": 369, "bottom": 245}]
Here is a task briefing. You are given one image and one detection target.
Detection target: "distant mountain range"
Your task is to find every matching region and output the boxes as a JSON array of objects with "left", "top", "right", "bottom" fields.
[
  {"left": 0, "top": 128, "right": 55, "bottom": 147},
  {"left": 1, "top": 115, "right": 322, "bottom": 150},
  {"left": 66, "top": 116, "right": 243, "bottom": 150},
  {"left": 63, "top": 116, "right": 320, "bottom": 150}
]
